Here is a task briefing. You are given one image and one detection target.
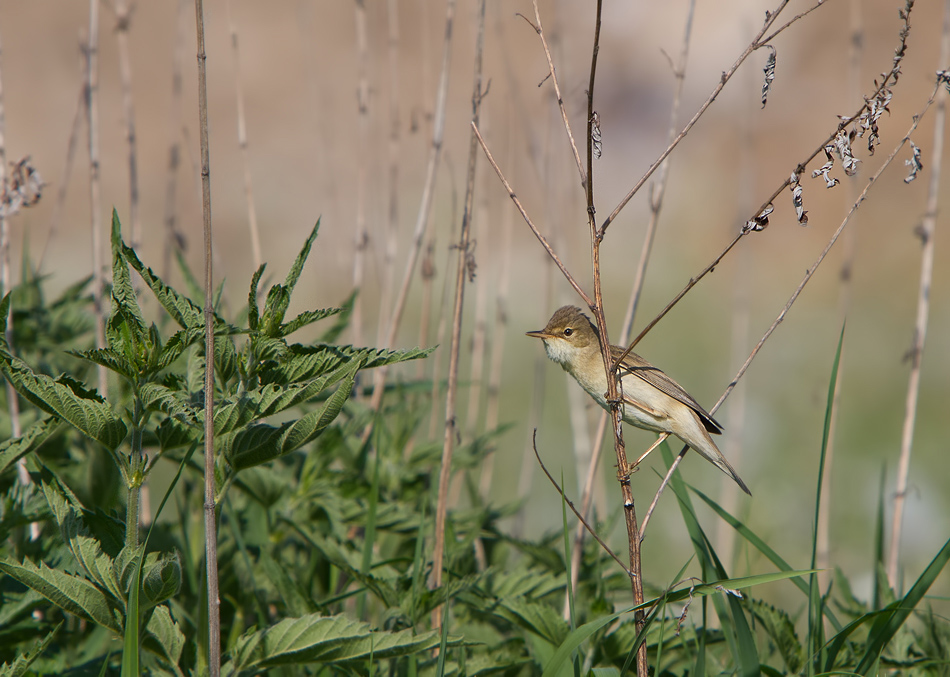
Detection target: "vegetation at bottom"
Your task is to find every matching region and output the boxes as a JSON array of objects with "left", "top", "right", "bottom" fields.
[{"left": 0, "top": 214, "right": 946, "bottom": 676}]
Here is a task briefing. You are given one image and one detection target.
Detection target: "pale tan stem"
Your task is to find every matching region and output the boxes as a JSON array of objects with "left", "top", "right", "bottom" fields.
[{"left": 887, "top": 0, "right": 950, "bottom": 588}]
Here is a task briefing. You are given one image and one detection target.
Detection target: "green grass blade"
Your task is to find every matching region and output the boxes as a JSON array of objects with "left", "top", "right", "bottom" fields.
[{"left": 854, "top": 535, "right": 950, "bottom": 675}]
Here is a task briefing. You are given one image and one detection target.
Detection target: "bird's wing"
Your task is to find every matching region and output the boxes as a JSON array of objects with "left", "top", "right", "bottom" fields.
[{"left": 613, "top": 347, "right": 723, "bottom": 434}]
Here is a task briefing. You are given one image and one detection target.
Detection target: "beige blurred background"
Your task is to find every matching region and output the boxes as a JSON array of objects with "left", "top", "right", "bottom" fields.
[{"left": 1, "top": 0, "right": 947, "bottom": 607}]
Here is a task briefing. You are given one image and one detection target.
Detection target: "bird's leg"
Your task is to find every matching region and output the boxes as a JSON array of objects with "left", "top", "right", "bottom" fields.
[{"left": 633, "top": 433, "right": 671, "bottom": 468}]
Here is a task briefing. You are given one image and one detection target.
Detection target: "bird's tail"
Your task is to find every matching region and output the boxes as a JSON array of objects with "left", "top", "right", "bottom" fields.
[{"left": 684, "top": 421, "right": 752, "bottom": 496}]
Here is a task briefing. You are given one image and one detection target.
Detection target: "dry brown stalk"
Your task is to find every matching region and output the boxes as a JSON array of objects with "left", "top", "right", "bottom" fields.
[
  {"left": 162, "top": 0, "right": 189, "bottom": 281},
  {"left": 111, "top": 0, "right": 141, "bottom": 250},
  {"left": 85, "top": 0, "right": 108, "bottom": 399},
  {"left": 430, "top": 0, "right": 485, "bottom": 632},
  {"left": 351, "top": 0, "right": 370, "bottom": 349},
  {"left": 193, "top": 0, "right": 221, "bottom": 672},
  {"left": 887, "top": 0, "right": 949, "bottom": 587},
  {"left": 226, "top": 0, "right": 262, "bottom": 271}
]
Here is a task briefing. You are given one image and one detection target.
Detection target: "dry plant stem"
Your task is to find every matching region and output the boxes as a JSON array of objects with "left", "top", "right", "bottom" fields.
[
  {"left": 430, "top": 0, "right": 485, "bottom": 629},
  {"left": 40, "top": 86, "right": 84, "bottom": 272},
  {"left": 887, "top": 0, "right": 949, "bottom": 587},
  {"left": 640, "top": 92, "right": 939, "bottom": 541},
  {"left": 112, "top": 0, "right": 141, "bottom": 249},
  {"left": 472, "top": 124, "right": 591, "bottom": 307},
  {"left": 568, "top": 0, "right": 696, "bottom": 605},
  {"left": 193, "top": 0, "right": 220, "bottom": 673},
  {"left": 377, "top": 0, "right": 401, "bottom": 347},
  {"left": 527, "top": 0, "right": 585, "bottom": 184},
  {"left": 162, "top": 0, "right": 189, "bottom": 281},
  {"left": 367, "top": 0, "right": 456, "bottom": 421},
  {"left": 352, "top": 0, "right": 370, "bottom": 349},
  {"left": 531, "top": 432, "right": 630, "bottom": 575},
  {"left": 0, "top": 33, "right": 34, "bottom": 540},
  {"left": 818, "top": 0, "right": 864, "bottom": 579},
  {"left": 578, "top": 1, "right": 646, "bottom": 674},
  {"left": 599, "top": 0, "right": 793, "bottom": 234},
  {"left": 86, "top": 0, "right": 108, "bottom": 399},
  {"left": 227, "top": 0, "right": 262, "bottom": 270}
]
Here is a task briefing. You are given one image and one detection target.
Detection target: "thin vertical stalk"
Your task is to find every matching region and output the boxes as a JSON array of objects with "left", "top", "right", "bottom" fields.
[
  {"left": 227, "top": 0, "right": 262, "bottom": 270},
  {"left": 887, "top": 0, "right": 949, "bottom": 588},
  {"left": 377, "top": 0, "right": 401, "bottom": 347},
  {"left": 193, "top": 0, "right": 220, "bottom": 672},
  {"left": 162, "top": 0, "right": 189, "bottom": 281},
  {"left": 431, "top": 0, "right": 485, "bottom": 629},
  {"left": 818, "top": 0, "right": 863, "bottom": 581},
  {"left": 112, "top": 0, "right": 140, "bottom": 249},
  {"left": 0, "top": 31, "right": 34, "bottom": 540},
  {"left": 86, "top": 0, "right": 108, "bottom": 399},
  {"left": 352, "top": 0, "right": 370, "bottom": 348}
]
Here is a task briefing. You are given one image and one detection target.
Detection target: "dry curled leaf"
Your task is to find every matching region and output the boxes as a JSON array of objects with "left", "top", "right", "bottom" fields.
[
  {"left": 812, "top": 145, "right": 839, "bottom": 188},
  {"left": 833, "top": 129, "right": 860, "bottom": 176},
  {"left": 761, "top": 45, "right": 776, "bottom": 108},
  {"left": 590, "top": 111, "right": 602, "bottom": 160},
  {"left": 904, "top": 140, "right": 922, "bottom": 183},
  {"left": 0, "top": 156, "right": 44, "bottom": 218},
  {"left": 790, "top": 173, "right": 808, "bottom": 226},
  {"left": 744, "top": 203, "right": 774, "bottom": 232}
]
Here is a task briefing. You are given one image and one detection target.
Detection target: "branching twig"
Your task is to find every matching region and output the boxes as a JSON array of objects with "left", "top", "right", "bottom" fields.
[
  {"left": 531, "top": 430, "right": 630, "bottom": 576},
  {"left": 640, "top": 85, "right": 940, "bottom": 541}
]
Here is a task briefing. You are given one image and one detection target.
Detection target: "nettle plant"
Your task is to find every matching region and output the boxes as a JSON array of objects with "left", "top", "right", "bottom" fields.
[{"left": 0, "top": 213, "right": 436, "bottom": 673}]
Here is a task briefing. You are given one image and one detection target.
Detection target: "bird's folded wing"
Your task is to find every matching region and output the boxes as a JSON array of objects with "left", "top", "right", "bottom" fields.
[{"left": 615, "top": 350, "right": 723, "bottom": 434}]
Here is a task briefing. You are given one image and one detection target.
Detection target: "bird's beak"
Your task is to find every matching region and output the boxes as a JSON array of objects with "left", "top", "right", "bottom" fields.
[{"left": 525, "top": 330, "right": 550, "bottom": 339}]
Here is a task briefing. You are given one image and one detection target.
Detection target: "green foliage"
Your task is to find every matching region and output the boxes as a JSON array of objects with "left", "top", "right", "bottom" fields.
[{"left": 0, "top": 215, "right": 946, "bottom": 676}]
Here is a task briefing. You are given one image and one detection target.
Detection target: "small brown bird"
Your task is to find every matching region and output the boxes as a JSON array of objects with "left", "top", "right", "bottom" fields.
[{"left": 527, "top": 305, "right": 750, "bottom": 495}]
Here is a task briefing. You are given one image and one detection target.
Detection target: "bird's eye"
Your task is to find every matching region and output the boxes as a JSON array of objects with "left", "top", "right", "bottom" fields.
[{"left": 563, "top": 328, "right": 573, "bottom": 337}]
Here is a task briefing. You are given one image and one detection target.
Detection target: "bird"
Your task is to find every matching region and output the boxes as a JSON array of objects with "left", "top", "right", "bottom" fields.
[{"left": 526, "top": 305, "right": 750, "bottom": 495}]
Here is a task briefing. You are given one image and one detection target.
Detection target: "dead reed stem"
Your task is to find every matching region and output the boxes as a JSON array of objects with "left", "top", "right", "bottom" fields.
[
  {"left": 430, "top": 0, "right": 485, "bottom": 632},
  {"left": 227, "top": 0, "right": 262, "bottom": 271},
  {"left": 193, "top": 0, "right": 221, "bottom": 672},
  {"left": 352, "top": 0, "right": 370, "bottom": 348},
  {"left": 887, "top": 0, "right": 949, "bottom": 588},
  {"left": 85, "top": 0, "right": 108, "bottom": 399},
  {"left": 111, "top": 0, "right": 141, "bottom": 250},
  {"left": 162, "top": 0, "right": 189, "bottom": 281},
  {"left": 368, "top": 0, "right": 456, "bottom": 427}
]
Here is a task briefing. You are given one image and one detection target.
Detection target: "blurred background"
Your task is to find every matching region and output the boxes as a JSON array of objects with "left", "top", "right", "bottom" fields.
[{"left": 0, "top": 0, "right": 947, "bottom": 609}]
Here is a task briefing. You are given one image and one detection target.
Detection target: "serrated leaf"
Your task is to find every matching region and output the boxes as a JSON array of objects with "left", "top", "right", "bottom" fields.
[
  {"left": 248, "top": 264, "right": 266, "bottom": 331},
  {"left": 749, "top": 599, "right": 804, "bottom": 673},
  {"left": 0, "top": 559, "right": 122, "bottom": 634},
  {"left": 500, "top": 597, "right": 570, "bottom": 646},
  {"left": 279, "top": 307, "right": 342, "bottom": 338},
  {"left": 283, "top": 220, "right": 320, "bottom": 294},
  {"left": 123, "top": 243, "right": 203, "bottom": 329},
  {"left": 225, "top": 362, "right": 358, "bottom": 471},
  {"left": 0, "top": 621, "right": 63, "bottom": 677},
  {"left": 145, "top": 605, "right": 186, "bottom": 670},
  {"left": 0, "top": 417, "right": 59, "bottom": 477},
  {"left": 138, "top": 382, "right": 200, "bottom": 425},
  {"left": 225, "top": 613, "right": 446, "bottom": 674},
  {"left": 0, "top": 354, "right": 127, "bottom": 450},
  {"left": 142, "top": 552, "right": 182, "bottom": 609},
  {"left": 70, "top": 348, "right": 138, "bottom": 381}
]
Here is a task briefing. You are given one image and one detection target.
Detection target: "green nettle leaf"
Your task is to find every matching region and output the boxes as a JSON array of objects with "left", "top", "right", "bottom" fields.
[
  {"left": 224, "top": 614, "right": 445, "bottom": 675},
  {"left": 261, "top": 344, "right": 432, "bottom": 386},
  {"left": 225, "top": 362, "right": 360, "bottom": 471},
  {"left": 278, "top": 307, "right": 343, "bottom": 339},
  {"left": 749, "top": 599, "right": 805, "bottom": 673},
  {"left": 0, "top": 621, "right": 63, "bottom": 677},
  {"left": 141, "top": 552, "right": 182, "bottom": 609},
  {"left": 121, "top": 240, "right": 204, "bottom": 330},
  {"left": 247, "top": 264, "right": 266, "bottom": 331},
  {"left": 0, "top": 559, "right": 123, "bottom": 634},
  {"left": 144, "top": 605, "right": 186, "bottom": 670},
  {"left": 260, "top": 284, "right": 291, "bottom": 338},
  {"left": 500, "top": 597, "right": 570, "bottom": 646},
  {"left": 0, "top": 417, "right": 59, "bottom": 477},
  {"left": 138, "top": 382, "right": 199, "bottom": 425},
  {"left": 0, "top": 353, "right": 127, "bottom": 450},
  {"left": 70, "top": 347, "right": 138, "bottom": 381}
]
